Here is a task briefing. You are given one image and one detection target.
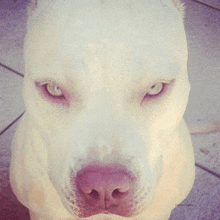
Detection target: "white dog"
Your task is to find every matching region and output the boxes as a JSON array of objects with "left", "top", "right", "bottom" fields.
[{"left": 10, "top": 0, "right": 195, "bottom": 219}]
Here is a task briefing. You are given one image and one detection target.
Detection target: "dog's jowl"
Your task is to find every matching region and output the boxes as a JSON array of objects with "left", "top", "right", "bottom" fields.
[{"left": 10, "top": 0, "right": 195, "bottom": 219}]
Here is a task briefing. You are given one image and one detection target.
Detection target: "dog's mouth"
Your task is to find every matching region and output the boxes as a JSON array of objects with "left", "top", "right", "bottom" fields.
[
  {"left": 66, "top": 197, "right": 148, "bottom": 218},
  {"left": 59, "top": 160, "right": 158, "bottom": 218},
  {"left": 62, "top": 180, "right": 152, "bottom": 218}
]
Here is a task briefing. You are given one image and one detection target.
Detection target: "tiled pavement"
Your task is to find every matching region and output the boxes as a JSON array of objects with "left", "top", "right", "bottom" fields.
[{"left": 0, "top": 0, "right": 220, "bottom": 219}]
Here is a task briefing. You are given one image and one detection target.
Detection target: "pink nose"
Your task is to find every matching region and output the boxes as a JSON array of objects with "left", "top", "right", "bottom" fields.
[{"left": 75, "top": 164, "right": 134, "bottom": 217}]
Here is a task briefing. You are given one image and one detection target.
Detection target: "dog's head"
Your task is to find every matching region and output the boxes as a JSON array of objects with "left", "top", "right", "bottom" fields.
[{"left": 23, "top": 0, "right": 190, "bottom": 218}]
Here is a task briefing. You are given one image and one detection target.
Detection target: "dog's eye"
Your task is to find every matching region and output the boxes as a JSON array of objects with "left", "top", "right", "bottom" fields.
[
  {"left": 145, "top": 82, "right": 164, "bottom": 96},
  {"left": 45, "top": 83, "right": 64, "bottom": 97}
]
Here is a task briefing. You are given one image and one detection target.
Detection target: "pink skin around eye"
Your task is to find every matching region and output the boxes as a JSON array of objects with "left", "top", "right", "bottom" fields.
[
  {"left": 144, "top": 83, "right": 166, "bottom": 98},
  {"left": 36, "top": 82, "right": 70, "bottom": 106},
  {"left": 140, "top": 83, "right": 169, "bottom": 105}
]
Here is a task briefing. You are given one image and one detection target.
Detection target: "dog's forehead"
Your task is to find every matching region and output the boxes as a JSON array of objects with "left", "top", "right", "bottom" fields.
[{"left": 25, "top": 0, "right": 187, "bottom": 82}]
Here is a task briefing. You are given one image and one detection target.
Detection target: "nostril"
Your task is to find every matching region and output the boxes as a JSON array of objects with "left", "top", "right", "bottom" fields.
[
  {"left": 112, "top": 188, "right": 129, "bottom": 199},
  {"left": 89, "top": 189, "right": 99, "bottom": 200}
]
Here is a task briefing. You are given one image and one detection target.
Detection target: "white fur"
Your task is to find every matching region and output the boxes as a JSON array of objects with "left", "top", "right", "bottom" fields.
[{"left": 10, "top": 0, "right": 195, "bottom": 219}]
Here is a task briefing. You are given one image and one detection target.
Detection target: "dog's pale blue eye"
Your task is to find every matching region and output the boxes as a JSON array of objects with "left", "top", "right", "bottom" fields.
[
  {"left": 146, "top": 82, "right": 163, "bottom": 96},
  {"left": 46, "top": 83, "right": 63, "bottom": 97}
]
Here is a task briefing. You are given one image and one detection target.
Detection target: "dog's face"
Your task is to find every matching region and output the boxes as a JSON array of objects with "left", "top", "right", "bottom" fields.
[{"left": 22, "top": 0, "right": 190, "bottom": 218}]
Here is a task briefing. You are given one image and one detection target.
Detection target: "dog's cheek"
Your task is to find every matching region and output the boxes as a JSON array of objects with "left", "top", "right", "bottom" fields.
[
  {"left": 147, "top": 82, "right": 190, "bottom": 131},
  {"left": 22, "top": 80, "right": 68, "bottom": 131}
]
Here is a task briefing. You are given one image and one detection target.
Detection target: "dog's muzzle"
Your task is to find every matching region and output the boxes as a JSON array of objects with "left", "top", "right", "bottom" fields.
[{"left": 63, "top": 162, "right": 153, "bottom": 218}]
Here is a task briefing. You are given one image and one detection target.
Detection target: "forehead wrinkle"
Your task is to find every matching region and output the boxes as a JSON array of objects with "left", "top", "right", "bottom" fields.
[{"left": 29, "top": 40, "right": 183, "bottom": 90}]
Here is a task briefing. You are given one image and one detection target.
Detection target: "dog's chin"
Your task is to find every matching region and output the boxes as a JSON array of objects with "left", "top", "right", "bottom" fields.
[{"left": 62, "top": 198, "right": 150, "bottom": 219}]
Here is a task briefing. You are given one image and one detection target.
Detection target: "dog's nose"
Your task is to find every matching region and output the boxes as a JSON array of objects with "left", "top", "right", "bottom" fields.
[{"left": 75, "top": 165, "right": 134, "bottom": 216}]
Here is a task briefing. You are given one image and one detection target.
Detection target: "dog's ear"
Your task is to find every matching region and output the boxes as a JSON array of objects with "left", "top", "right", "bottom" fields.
[
  {"left": 27, "top": 0, "right": 38, "bottom": 15},
  {"left": 172, "top": 0, "right": 185, "bottom": 18}
]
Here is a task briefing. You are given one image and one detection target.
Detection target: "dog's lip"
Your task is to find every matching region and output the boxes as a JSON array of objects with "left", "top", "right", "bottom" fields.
[{"left": 77, "top": 208, "right": 133, "bottom": 218}]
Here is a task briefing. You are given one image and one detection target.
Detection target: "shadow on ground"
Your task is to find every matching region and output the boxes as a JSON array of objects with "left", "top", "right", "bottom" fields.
[{"left": 0, "top": 169, "right": 30, "bottom": 220}]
